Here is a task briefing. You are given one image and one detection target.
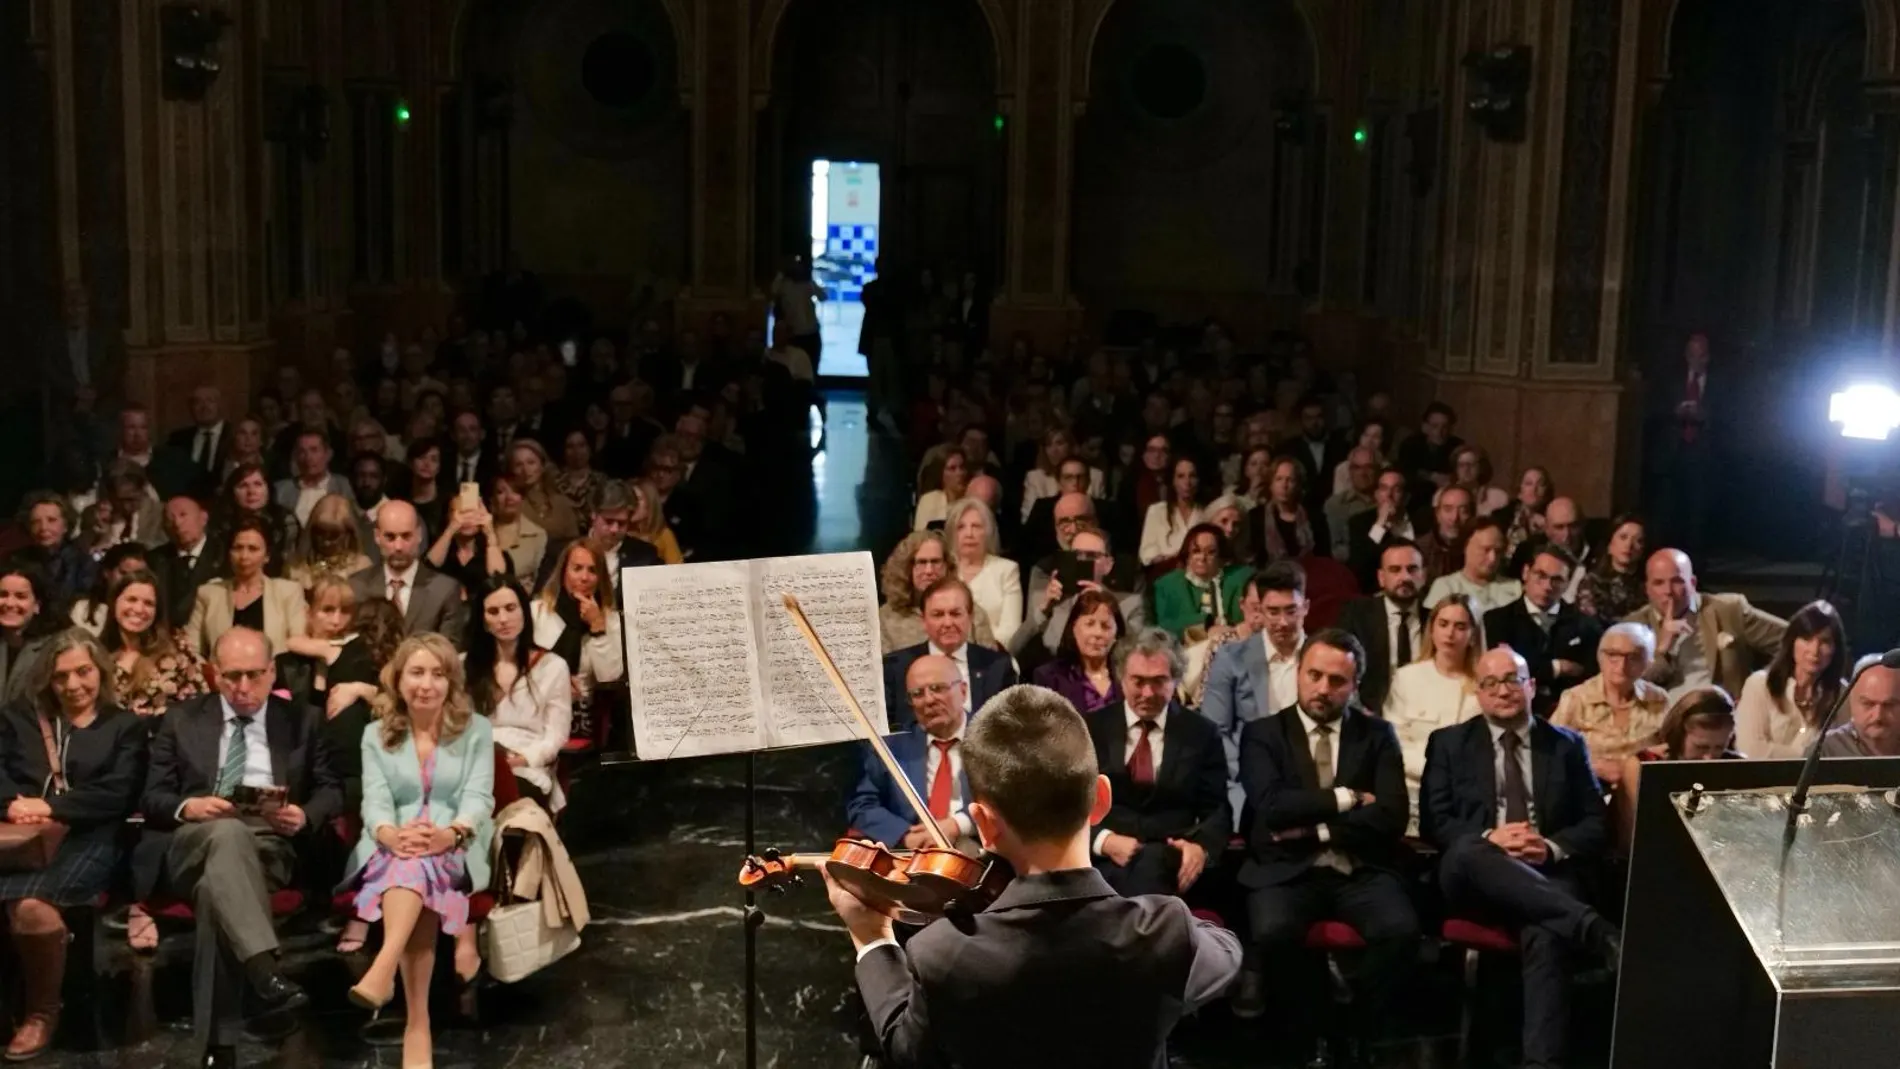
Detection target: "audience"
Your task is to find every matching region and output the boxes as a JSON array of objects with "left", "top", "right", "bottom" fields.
[
  {"left": 490, "top": 475, "right": 550, "bottom": 588},
  {"left": 911, "top": 446, "right": 970, "bottom": 531},
  {"left": 1423, "top": 516, "right": 1521, "bottom": 615},
  {"left": 1817, "top": 653, "right": 1900, "bottom": 758},
  {"left": 1552, "top": 621, "right": 1669, "bottom": 805},
  {"left": 70, "top": 542, "right": 152, "bottom": 634},
  {"left": 530, "top": 539, "right": 627, "bottom": 729},
  {"left": 1448, "top": 444, "right": 1508, "bottom": 517},
  {"left": 426, "top": 492, "right": 511, "bottom": 597},
  {"left": 18, "top": 493, "right": 93, "bottom": 606},
  {"left": 1030, "top": 588, "right": 1127, "bottom": 715},
  {"left": 1285, "top": 398, "right": 1349, "bottom": 512},
  {"left": 628, "top": 479, "right": 684, "bottom": 566},
  {"left": 883, "top": 578, "right": 1017, "bottom": 732},
  {"left": 1344, "top": 467, "right": 1416, "bottom": 591},
  {"left": 1323, "top": 446, "right": 1378, "bottom": 560},
  {"left": 1231, "top": 629, "right": 1414, "bottom": 1065},
  {"left": 215, "top": 463, "right": 302, "bottom": 571},
  {"left": 555, "top": 429, "right": 605, "bottom": 531},
  {"left": 1385, "top": 593, "right": 1483, "bottom": 833},
  {"left": 273, "top": 430, "right": 353, "bottom": 527},
  {"left": 945, "top": 498, "right": 1022, "bottom": 646},
  {"left": 1496, "top": 466, "right": 1553, "bottom": 559},
  {"left": 184, "top": 515, "right": 308, "bottom": 656},
  {"left": 273, "top": 574, "right": 359, "bottom": 715},
  {"left": 351, "top": 501, "right": 467, "bottom": 639},
  {"left": 845, "top": 653, "right": 977, "bottom": 852},
  {"left": 1626, "top": 548, "right": 1787, "bottom": 704},
  {"left": 465, "top": 578, "right": 573, "bottom": 811},
  {"left": 1138, "top": 457, "right": 1206, "bottom": 569},
  {"left": 1085, "top": 628, "right": 1229, "bottom": 897},
  {"left": 1336, "top": 539, "right": 1428, "bottom": 713},
  {"left": 1152, "top": 524, "right": 1250, "bottom": 642},
  {"left": 102, "top": 568, "right": 208, "bottom": 718},
  {"left": 879, "top": 532, "right": 993, "bottom": 653},
  {"left": 1202, "top": 564, "right": 1309, "bottom": 821},
  {"left": 1733, "top": 600, "right": 1846, "bottom": 759},
  {"left": 1021, "top": 427, "right": 1101, "bottom": 523},
  {"left": 1395, "top": 401, "right": 1461, "bottom": 503},
  {"left": 1247, "top": 456, "right": 1328, "bottom": 565},
  {"left": 1483, "top": 543, "right": 1601, "bottom": 716},
  {"left": 1015, "top": 522, "right": 1146, "bottom": 667},
  {"left": 287, "top": 493, "right": 373, "bottom": 589},
  {"left": 1541, "top": 497, "right": 1590, "bottom": 602},
  {"left": 0, "top": 565, "right": 61, "bottom": 719},
  {"left": 0, "top": 631, "right": 148, "bottom": 1060},
  {"left": 1620, "top": 686, "right": 1742, "bottom": 847},
  {"left": 1576, "top": 514, "right": 1647, "bottom": 622},
  {"left": 1421, "top": 646, "right": 1618, "bottom": 1069},
  {"left": 1416, "top": 485, "right": 1472, "bottom": 583},
  {"left": 508, "top": 440, "right": 580, "bottom": 543},
  {"left": 345, "top": 634, "right": 495, "bottom": 1069},
  {"left": 134, "top": 628, "right": 342, "bottom": 1050},
  {"left": 401, "top": 437, "right": 449, "bottom": 539}
]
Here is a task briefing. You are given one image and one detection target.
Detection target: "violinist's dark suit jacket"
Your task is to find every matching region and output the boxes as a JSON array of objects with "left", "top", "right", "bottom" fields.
[{"left": 856, "top": 868, "right": 1241, "bottom": 1069}]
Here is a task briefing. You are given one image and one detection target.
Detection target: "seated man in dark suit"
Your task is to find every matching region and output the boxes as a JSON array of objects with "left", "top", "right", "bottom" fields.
[
  {"left": 134, "top": 627, "right": 342, "bottom": 1056},
  {"left": 1334, "top": 538, "right": 1427, "bottom": 714},
  {"left": 1483, "top": 544, "right": 1602, "bottom": 717},
  {"left": 1231, "top": 629, "right": 1417, "bottom": 1067},
  {"left": 825, "top": 683, "right": 1242, "bottom": 1069},
  {"left": 348, "top": 500, "right": 468, "bottom": 643},
  {"left": 1344, "top": 467, "right": 1417, "bottom": 592},
  {"left": 883, "top": 578, "right": 1017, "bottom": 732},
  {"left": 845, "top": 654, "right": 978, "bottom": 851},
  {"left": 1086, "top": 628, "right": 1229, "bottom": 897},
  {"left": 157, "top": 493, "right": 219, "bottom": 627},
  {"left": 1421, "top": 646, "right": 1620, "bottom": 1069}
]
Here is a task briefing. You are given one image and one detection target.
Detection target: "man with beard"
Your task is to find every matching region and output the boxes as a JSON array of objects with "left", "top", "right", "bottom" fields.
[
  {"left": 1336, "top": 538, "right": 1429, "bottom": 713},
  {"left": 1229, "top": 629, "right": 1415, "bottom": 1069}
]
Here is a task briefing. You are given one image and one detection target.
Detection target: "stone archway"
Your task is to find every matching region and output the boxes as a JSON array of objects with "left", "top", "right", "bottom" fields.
[
  {"left": 751, "top": 0, "right": 1012, "bottom": 99},
  {"left": 1643, "top": 0, "right": 1900, "bottom": 85}
]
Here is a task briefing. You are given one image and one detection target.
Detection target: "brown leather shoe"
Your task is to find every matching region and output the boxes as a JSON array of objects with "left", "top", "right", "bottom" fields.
[{"left": 4, "top": 1011, "right": 56, "bottom": 1062}]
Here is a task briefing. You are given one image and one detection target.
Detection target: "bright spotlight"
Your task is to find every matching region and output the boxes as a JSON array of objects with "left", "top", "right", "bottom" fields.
[{"left": 1830, "top": 383, "right": 1900, "bottom": 441}]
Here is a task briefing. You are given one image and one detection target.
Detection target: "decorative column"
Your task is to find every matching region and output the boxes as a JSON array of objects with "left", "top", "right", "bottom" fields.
[
  {"left": 1422, "top": 0, "right": 1646, "bottom": 515},
  {"left": 678, "top": 0, "right": 759, "bottom": 335},
  {"left": 120, "top": 0, "right": 273, "bottom": 428},
  {"left": 992, "top": 0, "right": 1079, "bottom": 355}
]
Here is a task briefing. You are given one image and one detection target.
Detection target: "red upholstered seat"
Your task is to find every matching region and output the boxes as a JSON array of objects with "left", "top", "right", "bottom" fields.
[
  {"left": 1304, "top": 920, "right": 1366, "bottom": 950},
  {"left": 1298, "top": 554, "right": 1362, "bottom": 630},
  {"left": 149, "top": 888, "right": 305, "bottom": 922},
  {"left": 1442, "top": 918, "right": 1518, "bottom": 954},
  {"left": 1189, "top": 908, "right": 1228, "bottom": 929}
]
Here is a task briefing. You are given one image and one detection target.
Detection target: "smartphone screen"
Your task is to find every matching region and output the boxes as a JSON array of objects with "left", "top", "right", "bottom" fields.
[{"left": 458, "top": 482, "right": 481, "bottom": 511}]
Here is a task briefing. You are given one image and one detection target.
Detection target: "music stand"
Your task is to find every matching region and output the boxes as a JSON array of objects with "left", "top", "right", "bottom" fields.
[{"left": 1613, "top": 757, "right": 1900, "bottom": 1068}]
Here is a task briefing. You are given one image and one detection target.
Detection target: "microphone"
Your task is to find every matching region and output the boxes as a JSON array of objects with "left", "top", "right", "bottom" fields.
[{"left": 1784, "top": 647, "right": 1900, "bottom": 839}]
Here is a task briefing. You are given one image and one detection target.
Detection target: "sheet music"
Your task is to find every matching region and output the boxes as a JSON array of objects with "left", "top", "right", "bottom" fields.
[
  {"left": 621, "top": 551, "right": 888, "bottom": 761},
  {"left": 755, "top": 553, "right": 888, "bottom": 746},
  {"left": 621, "top": 562, "right": 767, "bottom": 759}
]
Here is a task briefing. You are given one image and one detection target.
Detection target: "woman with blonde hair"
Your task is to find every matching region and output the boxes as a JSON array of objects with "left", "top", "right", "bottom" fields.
[
  {"left": 531, "top": 538, "right": 626, "bottom": 722},
  {"left": 877, "top": 531, "right": 999, "bottom": 652},
  {"left": 945, "top": 497, "right": 1023, "bottom": 644},
  {"left": 288, "top": 493, "right": 373, "bottom": 589},
  {"left": 508, "top": 439, "right": 580, "bottom": 543},
  {"left": 343, "top": 634, "right": 495, "bottom": 1069},
  {"left": 1020, "top": 426, "right": 1102, "bottom": 523},
  {"left": 1385, "top": 593, "right": 1485, "bottom": 832},
  {"left": 628, "top": 479, "right": 683, "bottom": 565},
  {"left": 490, "top": 475, "right": 549, "bottom": 588}
]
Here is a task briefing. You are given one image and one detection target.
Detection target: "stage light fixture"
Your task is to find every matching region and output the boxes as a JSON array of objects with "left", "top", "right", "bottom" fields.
[
  {"left": 160, "top": 2, "right": 232, "bottom": 102},
  {"left": 1463, "top": 45, "right": 1531, "bottom": 143},
  {"left": 1830, "top": 383, "right": 1900, "bottom": 441}
]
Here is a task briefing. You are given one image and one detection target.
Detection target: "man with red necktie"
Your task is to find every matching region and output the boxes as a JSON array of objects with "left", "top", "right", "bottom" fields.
[
  {"left": 1082, "top": 628, "right": 1230, "bottom": 899},
  {"left": 845, "top": 654, "right": 979, "bottom": 852}
]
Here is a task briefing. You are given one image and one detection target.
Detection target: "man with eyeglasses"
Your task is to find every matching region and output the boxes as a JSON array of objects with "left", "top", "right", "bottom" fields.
[
  {"left": 846, "top": 654, "right": 979, "bottom": 852},
  {"left": 1019, "top": 460, "right": 1100, "bottom": 565},
  {"left": 1483, "top": 543, "right": 1602, "bottom": 717},
  {"left": 1230, "top": 629, "right": 1414, "bottom": 1062},
  {"left": 1016, "top": 520, "right": 1147, "bottom": 664},
  {"left": 133, "top": 628, "right": 343, "bottom": 1058},
  {"left": 883, "top": 578, "right": 1017, "bottom": 733},
  {"left": 1422, "top": 646, "right": 1619, "bottom": 1069},
  {"left": 1203, "top": 562, "right": 1309, "bottom": 824}
]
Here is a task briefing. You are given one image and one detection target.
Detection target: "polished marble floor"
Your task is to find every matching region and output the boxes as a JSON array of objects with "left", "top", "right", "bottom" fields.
[{"left": 22, "top": 395, "right": 1614, "bottom": 1067}]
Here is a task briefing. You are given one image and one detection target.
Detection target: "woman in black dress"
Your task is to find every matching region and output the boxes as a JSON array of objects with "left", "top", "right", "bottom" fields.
[
  {"left": 209, "top": 462, "right": 300, "bottom": 573},
  {"left": 0, "top": 630, "right": 147, "bottom": 1059}
]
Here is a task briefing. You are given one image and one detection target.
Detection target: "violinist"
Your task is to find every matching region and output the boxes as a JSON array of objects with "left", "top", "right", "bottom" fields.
[
  {"left": 824, "top": 684, "right": 1242, "bottom": 1069},
  {"left": 844, "top": 655, "right": 979, "bottom": 853}
]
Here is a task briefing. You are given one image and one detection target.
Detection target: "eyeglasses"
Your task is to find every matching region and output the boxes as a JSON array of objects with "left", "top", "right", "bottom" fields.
[
  {"left": 1476, "top": 675, "right": 1529, "bottom": 692},
  {"left": 219, "top": 669, "right": 271, "bottom": 685},
  {"left": 1599, "top": 648, "right": 1646, "bottom": 662},
  {"left": 906, "top": 681, "right": 961, "bottom": 699}
]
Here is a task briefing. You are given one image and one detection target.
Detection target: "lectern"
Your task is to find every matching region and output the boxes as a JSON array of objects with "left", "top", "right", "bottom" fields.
[{"left": 1612, "top": 758, "right": 1900, "bottom": 1069}]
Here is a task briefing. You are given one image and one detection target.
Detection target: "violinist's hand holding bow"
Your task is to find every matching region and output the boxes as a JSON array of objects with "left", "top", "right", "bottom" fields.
[{"left": 821, "top": 867, "right": 895, "bottom": 951}]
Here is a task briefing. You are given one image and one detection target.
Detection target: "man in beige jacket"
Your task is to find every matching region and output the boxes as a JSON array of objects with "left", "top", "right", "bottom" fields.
[{"left": 1622, "top": 548, "right": 1786, "bottom": 704}]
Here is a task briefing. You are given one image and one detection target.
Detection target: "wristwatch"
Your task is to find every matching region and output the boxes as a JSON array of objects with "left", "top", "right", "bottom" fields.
[{"left": 451, "top": 824, "right": 473, "bottom": 850}]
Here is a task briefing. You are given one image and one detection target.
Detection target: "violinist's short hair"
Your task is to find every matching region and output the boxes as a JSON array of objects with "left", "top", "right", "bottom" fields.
[{"left": 962, "top": 684, "right": 1098, "bottom": 845}]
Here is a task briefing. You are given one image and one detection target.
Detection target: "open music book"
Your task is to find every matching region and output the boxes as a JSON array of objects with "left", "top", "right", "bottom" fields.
[{"left": 621, "top": 551, "right": 890, "bottom": 761}]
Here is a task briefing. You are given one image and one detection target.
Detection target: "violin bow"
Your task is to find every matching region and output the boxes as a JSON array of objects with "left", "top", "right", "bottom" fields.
[{"left": 780, "top": 594, "right": 957, "bottom": 853}]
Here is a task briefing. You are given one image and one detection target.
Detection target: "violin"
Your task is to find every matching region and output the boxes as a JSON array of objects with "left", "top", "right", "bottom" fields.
[{"left": 736, "top": 595, "right": 1013, "bottom": 921}]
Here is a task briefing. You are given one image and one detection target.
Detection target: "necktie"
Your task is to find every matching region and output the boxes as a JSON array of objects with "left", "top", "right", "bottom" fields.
[
  {"left": 183, "top": 551, "right": 198, "bottom": 572},
  {"left": 927, "top": 739, "right": 956, "bottom": 819},
  {"left": 1313, "top": 723, "right": 1335, "bottom": 790},
  {"left": 215, "top": 717, "right": 253, "bottom": 798},
  {"left": 388, "top": 576, "right": 406, "bottom": 609},
  {"left": 1127, "top": 720, "right": 1156, "bottom": 786},
  {"left": 1393, "top": 608, "right": 1412, "bottom": 666},
  {"left": 1533, "top": 609, "right": 1551, "bottom": 634},
  {"left": 196, "top": 428, "right": 213, "bottom": 470},
  {"left": 1500, "top": 730, "right": 1531, "bottom": 825}
]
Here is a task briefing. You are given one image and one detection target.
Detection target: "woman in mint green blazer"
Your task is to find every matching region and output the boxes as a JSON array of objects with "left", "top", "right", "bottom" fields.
[
  {"left": 341, "top": 634, "right": 496, "bottom": 1068},
  {"left": 1152, "top": 522, "right": 1253, "bottom": 640}
]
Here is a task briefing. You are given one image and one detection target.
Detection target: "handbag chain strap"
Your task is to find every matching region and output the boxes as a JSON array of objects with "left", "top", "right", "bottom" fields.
[{"left": 34, "top": 714, "right": 65, "bottom": 796}]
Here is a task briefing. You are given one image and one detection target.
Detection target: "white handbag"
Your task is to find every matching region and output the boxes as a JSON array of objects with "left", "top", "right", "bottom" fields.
[{"left": 480, "top": 850, "right": 581, "bottom": 983}]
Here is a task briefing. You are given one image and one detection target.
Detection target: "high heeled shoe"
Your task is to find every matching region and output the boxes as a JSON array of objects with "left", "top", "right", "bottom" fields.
[{"left": 347, "top": 975, "right": 394, "bottom": 1011}]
